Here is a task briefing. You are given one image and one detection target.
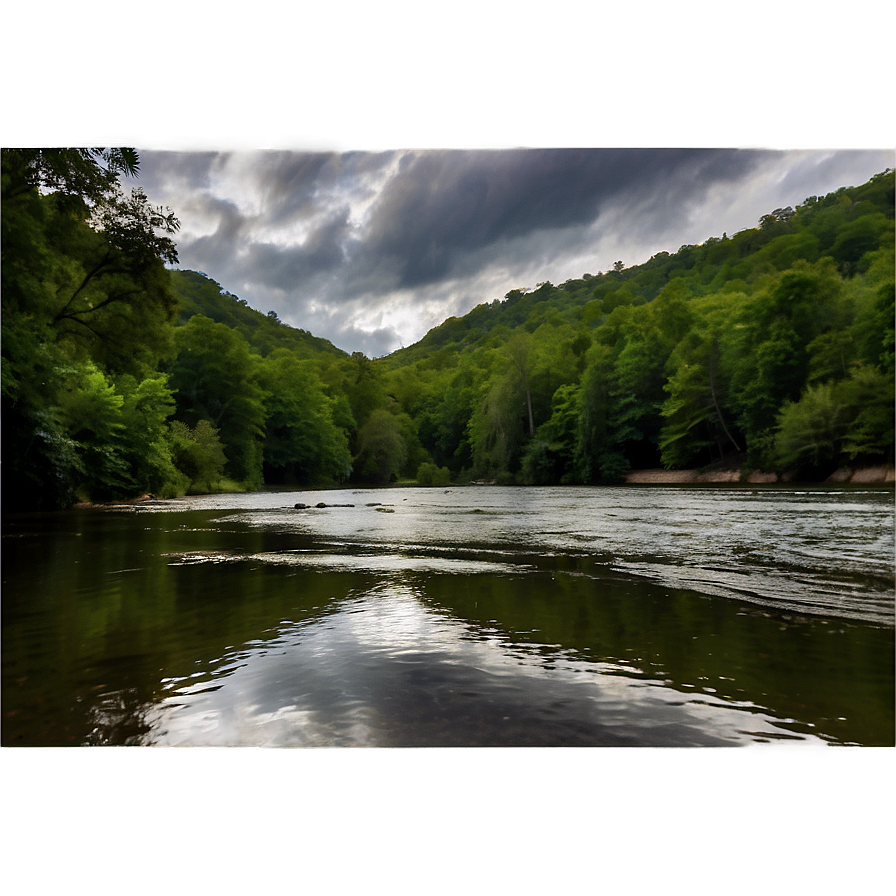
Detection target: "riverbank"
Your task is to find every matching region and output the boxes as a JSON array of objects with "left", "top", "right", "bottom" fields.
[
  {"left": 67, "top": 465, "right": 895, "bottom": 510},
  {"left": 624, "top": 464, "right": 895, "bottom": 485}
]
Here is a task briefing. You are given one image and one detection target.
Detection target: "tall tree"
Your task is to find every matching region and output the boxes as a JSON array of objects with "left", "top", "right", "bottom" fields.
[
  {"left": 166, "top": 316, "right": 267, "bottom": 487},
  {"left": 354, "top": 409, "right": 408, "bottom": 484},
  {"left": 2, "top": 147, "right": 181, "bottom": 508},
  {"left": 256, "top": 350, "right": 352, "bottom": 483}
]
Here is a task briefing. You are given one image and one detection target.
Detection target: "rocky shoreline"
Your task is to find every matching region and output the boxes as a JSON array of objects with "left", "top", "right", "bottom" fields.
[{"left": 624, "top": 465, "right": 895, "bottom": 485}]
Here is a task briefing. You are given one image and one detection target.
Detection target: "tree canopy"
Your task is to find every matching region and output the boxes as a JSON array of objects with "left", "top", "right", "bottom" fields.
[{"left": 3, "top": 151, "right": 893, "bottom": 508}]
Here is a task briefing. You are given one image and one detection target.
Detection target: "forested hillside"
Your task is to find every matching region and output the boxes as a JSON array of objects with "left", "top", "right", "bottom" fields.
[
  {"left": 2, "top": 148, "right": 893, "bottom": 510},
  {"left": 381, "top": 168, "right": 895, "bottom": 483},
  {"left": 169, "top": 269, "right": 344, "bottom": 361}
]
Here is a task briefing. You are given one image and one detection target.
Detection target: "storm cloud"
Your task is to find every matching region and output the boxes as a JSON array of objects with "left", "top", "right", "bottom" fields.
[{"left": 137, "top": 147, "right": 893, "bottom": 356}]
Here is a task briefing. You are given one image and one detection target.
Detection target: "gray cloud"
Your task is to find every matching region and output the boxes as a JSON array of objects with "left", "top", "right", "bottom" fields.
[
  {"left": 173, "top": 196, "right": 249, "bottom": 275},
  {"left": 245, "top": 151, "right": 334, "bottom": 216},
  {"left": 136, "top": 151, "right": 224, "bottom": 197},
  {"left": 356, "top": 149, "right": 763, "bottom": 288},
  {"left": 135, "top": 147, "right": 894, "bottom": 355},
  {"left": 240, "top": 208, "right": 353, "bottom": 289}
]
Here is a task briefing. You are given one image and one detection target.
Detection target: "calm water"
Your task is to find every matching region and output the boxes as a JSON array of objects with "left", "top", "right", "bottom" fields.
[{"left": 2, "top": 485, "right": 893, "bottom": 746}]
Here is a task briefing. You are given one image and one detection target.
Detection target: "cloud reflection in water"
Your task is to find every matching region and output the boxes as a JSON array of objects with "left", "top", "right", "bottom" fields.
[{"left": 143, "top": 575, "right": 827, "bottom": 748}]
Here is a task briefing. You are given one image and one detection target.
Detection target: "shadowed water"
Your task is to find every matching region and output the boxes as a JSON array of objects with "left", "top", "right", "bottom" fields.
[{"left": 3, "top": 485, "right": 893, "bottom": 746}]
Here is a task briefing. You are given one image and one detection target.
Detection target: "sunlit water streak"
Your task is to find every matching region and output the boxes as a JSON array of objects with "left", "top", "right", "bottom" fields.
[
  {"left": 142, "top": 581, "right": 828, "bottom": 747},
  {"left": 156, "top": 485, "right": 894, "bottom": 625}
]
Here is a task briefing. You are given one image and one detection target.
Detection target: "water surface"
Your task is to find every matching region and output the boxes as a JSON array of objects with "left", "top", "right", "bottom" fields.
[{"left": 3, "top": 485, "right": 893, "bottom": 746}]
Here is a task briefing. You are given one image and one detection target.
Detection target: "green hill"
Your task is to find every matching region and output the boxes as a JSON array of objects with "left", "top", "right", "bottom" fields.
[
  {"left": 385, "top": 167, "right": 894, "bottom": 368},
  {"left": 377, "top": 168, "right": 894, "bottom": 482},
  {"left": 168, "top": 269, "right": 346, "bottom": 361}
]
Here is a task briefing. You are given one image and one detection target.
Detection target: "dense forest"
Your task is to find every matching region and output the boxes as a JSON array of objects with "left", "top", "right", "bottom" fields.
[{"left": 2, "top": 149, "right": 893, "bottom": 510}]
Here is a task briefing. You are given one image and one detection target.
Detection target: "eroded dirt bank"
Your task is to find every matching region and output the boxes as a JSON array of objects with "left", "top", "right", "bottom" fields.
[{"left": 625, "top": 465, "right": 895, "bottom": 485}]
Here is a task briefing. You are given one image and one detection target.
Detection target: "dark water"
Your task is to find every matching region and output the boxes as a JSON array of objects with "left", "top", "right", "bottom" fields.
[{"left": 2, "top": 485, "right": 893, "bottom": 746}]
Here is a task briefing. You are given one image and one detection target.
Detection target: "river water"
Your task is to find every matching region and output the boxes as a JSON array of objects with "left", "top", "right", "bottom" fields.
[{"left": 2, "top": 485, "right": 893, "bottom": 746}]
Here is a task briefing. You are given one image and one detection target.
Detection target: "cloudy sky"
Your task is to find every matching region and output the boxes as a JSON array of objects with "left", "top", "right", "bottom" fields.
[
  {"left": 4, "top": 6, "right": 892, "bottom": 358},
  {"left": 134, "top": 147, "right": 893, "bottom": 356}
]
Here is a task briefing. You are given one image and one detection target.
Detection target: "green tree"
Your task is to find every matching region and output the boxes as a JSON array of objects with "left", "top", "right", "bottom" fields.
[
  {"left": 659, "top": 295, "right": 744, "bottom": 468},
  {"left": 168, "top": 420, "right": 227, "bottom": 493},
  {"left": 354, "top": 409, "right": 408, "bottom": 484},
  {"left": 506, "top": 332, "right": 536, "bottom": 437},
  {"left": 604, "top": 279, "right": 694, "bottom": 466},
  {"left": 256, "top": 350, "right": 352, "bottom": 483},
  {"left": 1, "top": 148, "right": 140, "bottom": 203},
  {"left": 166, "top": 315, "right": 267, "bottom": 487},
  {"left": 56, "top": 361, "right": 129, "bottom": 500},
  {"left": 2, "top": 147, "right": 181, "bottom": 509},
  {"left": 838, "top": 366, "right": 895, "bottom": 463},
  {"left": 774, "top": 365, "right": 894, "bottom": 474},
  {"left": 521, "top": 383, "right": 582, "bottom": 484},
  {"left": 342, "top": 351, "right": 390, "bottom": 430},
  {"left": 116, "top": 373, "right": 182, "bottom": 495},
  {"left": 416, "top": 462, "right": 451, "bottom": 486},
  {"left": 727, "top": 261, "right": 844, "bottom": 463},
  {"left": 468, "top": 368, "right": 528, "bottom": 478},
  {"left": 575, "top": 344, "right": 629, "bottom": 483}
]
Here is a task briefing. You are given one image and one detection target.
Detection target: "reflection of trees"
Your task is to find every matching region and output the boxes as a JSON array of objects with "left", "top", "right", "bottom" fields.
[
  {"left": 417, "top": 563, "right": 895, "bottom": 746},
  {"left": 85, "top": 688, "right": 155, "bottom": 745},
  {"left": 1, "top": 512, "right": 373, "bottom": 745}
]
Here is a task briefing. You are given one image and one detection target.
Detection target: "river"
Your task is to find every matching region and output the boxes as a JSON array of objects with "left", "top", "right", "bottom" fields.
[{"left": 2, "top": 485, "right": 893, "bottom": 746}]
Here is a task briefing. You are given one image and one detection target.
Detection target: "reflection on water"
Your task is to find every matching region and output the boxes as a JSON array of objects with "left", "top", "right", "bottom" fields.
[
  {"left": 175, "top": 484, "right": 895, "bottom": 624},
  {"left": 141, "top": 583, "right": 828, "bottom": 747},
  {"left": 2, "top": 486, "right": 893, "bottom": 746}
]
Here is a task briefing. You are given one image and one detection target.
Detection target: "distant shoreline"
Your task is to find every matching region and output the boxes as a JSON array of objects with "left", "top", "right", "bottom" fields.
[
  {"left": 624, "top": 465, "right": 895, "bottom": 485},
  {"left": 64, "top": 467, "right": 895, "bottom": 512}
]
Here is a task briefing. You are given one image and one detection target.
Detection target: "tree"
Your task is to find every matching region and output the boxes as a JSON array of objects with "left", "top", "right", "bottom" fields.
[
  {"left": 1, "top": 147, "right": 182, "bottom": 508},
  {"left": 340, "top": 351, "right": 390, "bottom": 432},
  {"left": 417, "top": 462, "right": 451, "bottom": 486},
  {"left": 608, "top": 279, "right": 694, "bottom": 465},
  {"left": 575, "top": 344, "right": 629, "bottom": 483},
  {"left": 2, "top": 149, "right": 179, "bottom": 376},
  {"left": 468, "top": 367, "right": 528, "bottom": 479},
  {"left": 506, "top": 332, "right": 536, "bottom": 437},
  {"left": 727, "top": 261, "right": 844, "bottom": 463},
  {"left": 117, "top": 373, "right": 182, "bottom": 496},
  {"left": 166, "top": 316, "right": 267, "bottom": 487},
  {"left": 774, "top": 365, "right": 894, "bottom": 474},
  {"left": 521, "top": 383, "right": 581, "bottom": 484},
  {"left": 256, "top": 350, "right": 352, "bottom": 483},
  {"left": 659, "top": 295, "right": 743, "bottom": 468},
  {"left": 168, "top": 420, "right": 227, "bottom": 493},
  {"left": 1, "top": 148, "right": 140, "bottom": 204},
  {"left": 56, "top": 361, "right": 129, "bottom": 500},
  {"left": 354, "top": 409, "right": 408, "bottom": 484}
]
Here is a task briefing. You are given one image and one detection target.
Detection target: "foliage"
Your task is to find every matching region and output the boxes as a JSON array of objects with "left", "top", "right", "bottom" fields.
[
  {"left": 168, "top": 420, "right": 227, "bottom": 493},
  {"left": 117, "top": 374, "right": 184, "bottom": 497},
  {"left": 256, "top": 350, "right": 352, "bottom": 484},
  {"left": 166, "top": 315, "right": 267, "bottom": 487},
  {"left": 1, "top": 148, "right": 140, "bottom": 204},
  {"left": 1, "top": 147, "right": 183, "bottom": 508},
  {"left": 354, "top": 409, "right": 408, "bottom": 484},
  {"left": 4, "top": 152, "right": 894, "bottom": 508},
  {"left": 416, "top": 462, "right": 451, "bottom": 486}
]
